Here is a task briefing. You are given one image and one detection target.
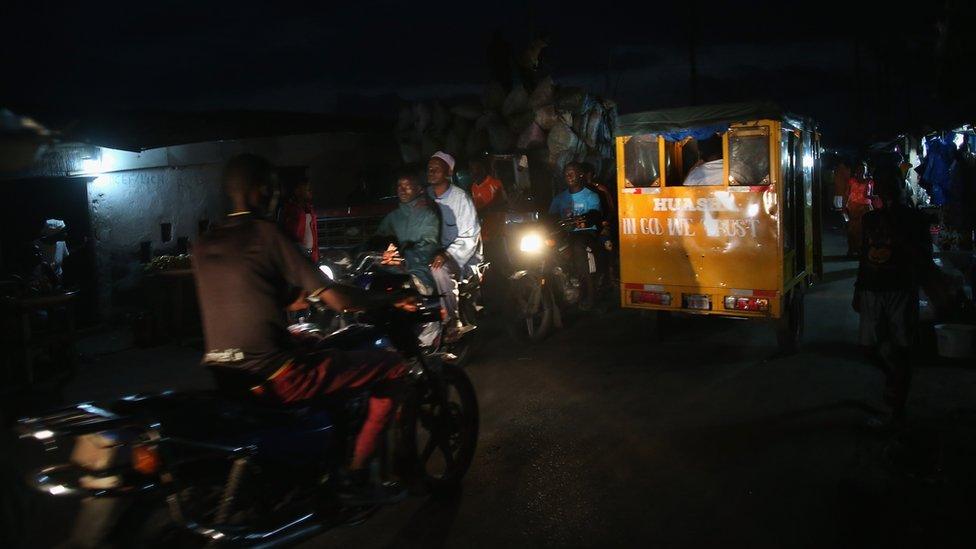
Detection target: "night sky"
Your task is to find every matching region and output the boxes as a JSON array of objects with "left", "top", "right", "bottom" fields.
[{"left": 3, "top": 1, "right": 973, "bottom": 145}]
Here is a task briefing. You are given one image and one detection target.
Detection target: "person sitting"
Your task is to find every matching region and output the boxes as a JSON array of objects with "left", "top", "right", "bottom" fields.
[
  {"left": 683, "top": 134, "right": 724, "bottom": 186},
  {"left": 549, "top": 162, "right": 605, "bottom": 309},
  {"left": 426, "top": 151, "right": 481, "bottom": 341},
  {"left": 193, "top": 153, "right": 415, "bottom": 501},
  {"left": 579, "top": 162, "right": 615, "bottom": 217},
  {"left": 373, "top": 170, "right": 440, "bottom": 294}
]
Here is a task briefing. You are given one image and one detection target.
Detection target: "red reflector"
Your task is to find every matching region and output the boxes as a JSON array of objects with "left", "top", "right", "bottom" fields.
[
  {"left": 723, "top": 296, "right": 770, "bottom": 311},
  {"left": 630, "top": 290, "right": 671, "bottom": 306},
  {"left": 132, "top": 445, "right": 161, "bottom": 475}
]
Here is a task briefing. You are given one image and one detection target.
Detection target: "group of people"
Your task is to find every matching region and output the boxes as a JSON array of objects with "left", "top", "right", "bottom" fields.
[
  {"left": 191, "top": 150, "right": 619, "bottom": 498},
  {"left": 373, "top": 151, "right": 482, "bottom": 342}
]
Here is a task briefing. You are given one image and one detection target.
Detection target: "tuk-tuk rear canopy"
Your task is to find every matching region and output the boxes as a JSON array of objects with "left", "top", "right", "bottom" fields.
[{"left": 616, "top": 102, "right": 811, "bottom": 141}]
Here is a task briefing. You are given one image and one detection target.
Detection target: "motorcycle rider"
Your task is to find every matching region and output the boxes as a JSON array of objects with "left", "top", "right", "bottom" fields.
[
  {"left": 549, "top": 161, "right": 606, "bottom": 309},
  {"left": 193, "top": 153, "right": 415, "bottom": 500},
  {"left": 374, "top": 169, "right": 441, "bottom": 294},
  {"left": 427, "top": 151, "right": 481, "bottom": 341}
]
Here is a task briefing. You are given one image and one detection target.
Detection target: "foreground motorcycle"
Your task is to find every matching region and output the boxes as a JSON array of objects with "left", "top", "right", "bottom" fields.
[
  {"left": 504, "top": 215, "right": 598, "bottom": 342},
  {"left": 315, "top": 251, "right": 485, "bottom": 367},
  {"left": 12, "top": 295, "right": 479, "bottom": 548}
]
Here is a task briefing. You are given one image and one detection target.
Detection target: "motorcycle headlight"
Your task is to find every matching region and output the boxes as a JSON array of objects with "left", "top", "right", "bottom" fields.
[
  {"left": 319, "top": 264, "right": 334, "bottom": 280},
  {"left": 519, "top": 232, "right": 544, "bottom": 254}
]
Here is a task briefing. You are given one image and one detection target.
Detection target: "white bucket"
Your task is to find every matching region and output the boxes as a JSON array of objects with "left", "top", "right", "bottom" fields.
[{"left": 934, "top": 323, "right": 976, "bottom": 359}]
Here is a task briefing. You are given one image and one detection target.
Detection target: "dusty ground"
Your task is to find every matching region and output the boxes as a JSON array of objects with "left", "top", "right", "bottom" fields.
[{"left": 4, "top": 226, "right": 975, "bottom": 548}]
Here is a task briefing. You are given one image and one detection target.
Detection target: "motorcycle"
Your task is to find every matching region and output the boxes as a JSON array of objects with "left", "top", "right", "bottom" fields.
[
  {"left": 314, "top": 250, "right": 485, "bottom": 367},
  {"left": 10, "top": 293, "right": 479, "bottom": 548},
  {"left": 503, "top": 215, "right": 600, "bottom": 343}
]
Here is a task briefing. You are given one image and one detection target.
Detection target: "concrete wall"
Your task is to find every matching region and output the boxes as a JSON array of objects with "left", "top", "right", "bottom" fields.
[{"left": 87, "top": 165, "right": 225, "bottom": 315}]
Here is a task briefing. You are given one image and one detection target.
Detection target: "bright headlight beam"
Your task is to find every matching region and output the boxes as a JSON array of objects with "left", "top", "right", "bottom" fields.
[{"left": 519, "top": 233, "right": 544, "bottom": 253}]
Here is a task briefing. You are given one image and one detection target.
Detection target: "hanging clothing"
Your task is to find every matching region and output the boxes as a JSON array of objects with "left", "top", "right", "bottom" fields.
[{"left": 922, "top": 136, "right": 956, "bottom": 205}]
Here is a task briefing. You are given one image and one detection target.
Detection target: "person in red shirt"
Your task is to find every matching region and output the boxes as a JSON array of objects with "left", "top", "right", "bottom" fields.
[
  {"left": 467, "top": 156, "right": 508, "bottom": 243},
  {"left": 845, "top": 161, "right": 874, "bottom": 257},
  {"left": 469, "top": 157, "right": 507, "bottom": 210},
  {"left": 280, "top": 180, "right": 319, "bottom": 262}
]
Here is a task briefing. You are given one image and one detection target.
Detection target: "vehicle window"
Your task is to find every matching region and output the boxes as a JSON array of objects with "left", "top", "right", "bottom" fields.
[
  {"left": 622, "top": 135, "right": 661, "bottom": 187},
  {"left": 671, "top": 134, "right": 725, "bottom": 186},
  {"left": 729, "top": 128, "right": 771, "bottom": 186}
]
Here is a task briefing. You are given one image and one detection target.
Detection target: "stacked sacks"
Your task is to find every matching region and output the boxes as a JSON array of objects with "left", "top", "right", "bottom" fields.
[{"left": 395, "top": 78, "right": 617, "bottom": 175}]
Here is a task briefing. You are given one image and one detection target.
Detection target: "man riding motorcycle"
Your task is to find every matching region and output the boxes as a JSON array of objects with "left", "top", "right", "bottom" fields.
[
  {"left": 373, "top": 170, "right": 440, "bottom": 294},
  {"left": 549, "top": 161, "right": 606, "bottom": 309},
  {"left": 426, "top": 151, "right": 482, "bottom": 341},
  {"left": 193, "top": 153, "right": 415, "bottom": 500}
]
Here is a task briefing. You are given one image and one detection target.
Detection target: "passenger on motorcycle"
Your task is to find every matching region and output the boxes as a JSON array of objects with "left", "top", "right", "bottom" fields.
[
  {"left": 374, "top": 170, "right": 441, "bottom": 294},
  {"left": 549, "top": 161, "right": 607, "bottom": 309},
  {"left": 426, "top": 151, "right": 482, "bottom": 342},
  {"left": 193, "top": 154, "right": 416, "bottom": 498}
]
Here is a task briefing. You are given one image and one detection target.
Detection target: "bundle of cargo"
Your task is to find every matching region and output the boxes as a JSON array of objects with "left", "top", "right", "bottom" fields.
[{"left": 394, "top": 76, "right": 617, "bottom": 175}]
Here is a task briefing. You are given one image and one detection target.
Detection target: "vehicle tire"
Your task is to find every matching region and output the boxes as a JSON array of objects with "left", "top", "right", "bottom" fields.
[
  {"left": 398, "top": 365, "right": 479, "bottom": 496},
  {"left": 506, "top": 276, "right": 553, "bottom": 343},
  {"left": 775, "top": 285, "right": 805, "bottom": 353}
]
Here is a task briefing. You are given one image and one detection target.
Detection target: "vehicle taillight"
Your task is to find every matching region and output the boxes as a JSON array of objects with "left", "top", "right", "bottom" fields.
[
  {"left": 630, "top": 290, "right": 671, "bottom": 306},
  {"left": 723, "top": 296, "right": 769, "bottom": 312},
  {"left": 132, "top": 445, "right": 161, "bottom": 475}
]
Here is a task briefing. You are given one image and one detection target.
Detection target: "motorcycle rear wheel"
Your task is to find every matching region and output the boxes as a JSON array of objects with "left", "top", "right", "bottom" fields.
[{"left": 398, "top": 365, "right": 479, "bottom": 496}]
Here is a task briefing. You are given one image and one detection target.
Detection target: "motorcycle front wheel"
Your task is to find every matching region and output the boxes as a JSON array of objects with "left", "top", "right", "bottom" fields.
[
  {"left": 398, "top": 365, "right": 479, "bottom": 496},
  {"left": 506, "top": 275, "right": 554, "bottom": 343}
]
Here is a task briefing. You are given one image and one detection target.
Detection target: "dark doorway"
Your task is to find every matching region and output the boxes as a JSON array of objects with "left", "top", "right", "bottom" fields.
[{"left": 0, "top": 176, "right": 99, "bottom": 325}]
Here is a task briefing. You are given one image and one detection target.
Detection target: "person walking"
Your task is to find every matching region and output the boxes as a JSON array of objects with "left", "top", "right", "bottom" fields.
[{"left": 853, "top": 163, "right": 934, "bottom": 428}]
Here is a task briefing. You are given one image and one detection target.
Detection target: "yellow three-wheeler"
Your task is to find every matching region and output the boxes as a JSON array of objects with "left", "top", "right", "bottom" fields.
[{"left": 615, "top": 103, "right": 822, "bottom": 351}]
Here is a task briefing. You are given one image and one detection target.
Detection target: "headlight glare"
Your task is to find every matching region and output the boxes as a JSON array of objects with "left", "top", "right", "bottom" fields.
[{"left": 519, "top": 233, "right": 544, "bottom": 253}]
